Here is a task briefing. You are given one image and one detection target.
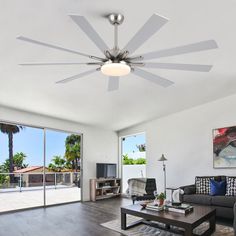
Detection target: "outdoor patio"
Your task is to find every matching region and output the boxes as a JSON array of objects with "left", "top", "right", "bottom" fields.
[{"left": 0, "top": 187, "right": 81, "bottom": 213}]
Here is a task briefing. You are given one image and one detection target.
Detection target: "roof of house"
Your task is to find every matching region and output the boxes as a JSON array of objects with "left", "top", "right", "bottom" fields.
[{"left": 13, "top": 166, "right": 46, "bottom": 173}]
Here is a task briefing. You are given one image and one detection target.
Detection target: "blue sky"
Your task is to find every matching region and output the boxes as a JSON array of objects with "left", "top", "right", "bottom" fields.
[
  {"left": 0, "top": 126, "right": 70, "bottom": 166},
  {"left": 0, "top": 125, "right": 145, "bottom": 167},
  {"left": 122, "top": 133, "right": 145, "bottom": 154}
]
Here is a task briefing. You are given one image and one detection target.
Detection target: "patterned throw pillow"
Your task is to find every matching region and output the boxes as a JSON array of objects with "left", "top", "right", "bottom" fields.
[
  {"left": 226, "top": 177, "right": 236, "bottom": 196},
  {"left": 195, "top": 177, "right": 213, "bottom": 194}
]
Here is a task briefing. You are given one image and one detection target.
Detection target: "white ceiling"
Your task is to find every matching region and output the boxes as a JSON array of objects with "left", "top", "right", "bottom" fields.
[{"left": 0, "top": 0, "right": 236, "bottom": 131}]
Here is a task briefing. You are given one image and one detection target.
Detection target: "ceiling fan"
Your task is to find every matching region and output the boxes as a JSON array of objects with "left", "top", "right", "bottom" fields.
[{"left": 17, "top": 13, "right": 218, "bottom": 91}]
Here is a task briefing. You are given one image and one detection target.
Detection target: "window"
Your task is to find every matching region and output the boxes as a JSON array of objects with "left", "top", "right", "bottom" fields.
[{"left": 121, "top": 133, "right": 146, "bottom": 193}]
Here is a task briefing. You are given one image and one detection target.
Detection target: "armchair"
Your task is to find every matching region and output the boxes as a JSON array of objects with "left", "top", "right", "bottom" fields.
[{"left": 126, "top": 178, "right": 157, "bottom": 204}]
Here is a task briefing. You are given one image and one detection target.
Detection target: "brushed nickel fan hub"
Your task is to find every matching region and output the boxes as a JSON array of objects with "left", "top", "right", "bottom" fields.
[{"left": 108, "top": 13, "right": 124, "bottom": 25}]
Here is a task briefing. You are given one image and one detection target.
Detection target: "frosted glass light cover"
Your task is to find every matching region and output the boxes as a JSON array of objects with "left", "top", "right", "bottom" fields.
[{"left": 101, "top": 62, "right": 130, "bottom": 76}]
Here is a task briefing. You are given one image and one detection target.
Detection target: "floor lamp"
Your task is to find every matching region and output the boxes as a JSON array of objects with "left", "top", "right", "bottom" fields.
[{"left": 158, "top": 154, "right": 167, "bottom": 197}]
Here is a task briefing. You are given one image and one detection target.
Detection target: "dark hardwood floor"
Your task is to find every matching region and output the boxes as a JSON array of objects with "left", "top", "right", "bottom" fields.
[
  {"left": 0, "top": 198, "right": 233, "bottom": 236},
  {"left": 0, "top": 198, "right": 131, "bottom": 236}
]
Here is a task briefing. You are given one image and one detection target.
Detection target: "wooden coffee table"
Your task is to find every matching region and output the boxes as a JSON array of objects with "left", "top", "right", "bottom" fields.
[{"left": 121, "top": 204, "right": 216, "bottom": 236}]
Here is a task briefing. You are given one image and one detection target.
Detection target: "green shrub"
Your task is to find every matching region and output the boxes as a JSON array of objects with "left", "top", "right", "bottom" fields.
[
  {"left": 122, "top": 154, "right": 134, "bottom": 165},
  {"left": 0, "top": 173, "right": 9, "bottom": 186},
  {"left": 134, "top": 158, "right": 146, "bottom": 165},
  {"left": 122, "top": 155, "right": 146, "bottom": 165}
]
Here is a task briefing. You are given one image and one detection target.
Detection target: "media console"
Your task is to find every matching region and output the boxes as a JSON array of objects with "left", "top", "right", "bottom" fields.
[{"left": 90, "top": 178, "right": 121, "bottom": 201}]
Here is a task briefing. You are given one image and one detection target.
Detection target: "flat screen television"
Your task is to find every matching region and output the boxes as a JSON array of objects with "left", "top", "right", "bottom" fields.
[{"left": 96, "top": 163, "right": 117, "bottom": 179}]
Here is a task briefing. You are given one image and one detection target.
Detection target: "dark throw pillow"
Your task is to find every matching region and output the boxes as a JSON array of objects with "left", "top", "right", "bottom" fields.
[{"left": 210, "top": 179, "right": 226, "bottom": 196}]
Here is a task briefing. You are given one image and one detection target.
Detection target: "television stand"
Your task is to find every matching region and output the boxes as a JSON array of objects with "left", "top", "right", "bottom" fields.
[{"left": 90, "top": 178, "right": 121, "bottom": 201}]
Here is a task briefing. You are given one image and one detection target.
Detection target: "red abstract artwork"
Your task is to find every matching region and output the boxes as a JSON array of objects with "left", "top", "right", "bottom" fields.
[{"left": 213, "top": 126, "right": 236, "bottom": 168}]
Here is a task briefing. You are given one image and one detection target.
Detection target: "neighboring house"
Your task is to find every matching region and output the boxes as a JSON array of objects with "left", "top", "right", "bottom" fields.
[
  {"left": 13, "top": 166, "right": 47, "bottom": 174},
  {"left": 13, "top": 166, "right": 76, "bottom": 187},
  {"left": 14, "top": 166, "right": 51, "bottom": 187}
]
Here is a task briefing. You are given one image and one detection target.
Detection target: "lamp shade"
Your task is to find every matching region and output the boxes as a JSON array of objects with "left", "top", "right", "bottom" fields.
[{"left": 158, "top": 154, "right": 167, "bottom": 162}]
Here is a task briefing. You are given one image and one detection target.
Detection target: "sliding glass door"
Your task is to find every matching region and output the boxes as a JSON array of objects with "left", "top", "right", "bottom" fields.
[
  {"left": 0, "top": 124, "right": 44, "bottom": 212},
  {"left": 0, "top": 121, "right": 82, "bottom": 213},
  {"left": 45, "top": 129, "right": 81, "bottom": 205}
]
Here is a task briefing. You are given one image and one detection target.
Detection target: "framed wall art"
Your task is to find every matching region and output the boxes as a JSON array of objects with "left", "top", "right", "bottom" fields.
[{"left": 213, "top": 126, "right": 236, "bottom": 168}]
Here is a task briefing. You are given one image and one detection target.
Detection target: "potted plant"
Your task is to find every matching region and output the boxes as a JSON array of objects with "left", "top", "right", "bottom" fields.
[{"left": 156, "top": 192, "right": 166, "bottom": 206}]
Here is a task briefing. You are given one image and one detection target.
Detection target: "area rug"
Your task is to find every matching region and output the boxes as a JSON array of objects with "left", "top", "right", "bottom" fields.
[{"left": 101, "top": 215, "right": 234, "bottom": 236}]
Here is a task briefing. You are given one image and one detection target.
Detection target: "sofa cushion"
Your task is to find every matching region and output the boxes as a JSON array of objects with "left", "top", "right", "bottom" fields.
[
  {"left": 183, "top": 194, "right": 212, "bottom": 205},
  {"left": 211, "top": 195, "right": 236, "bottom": 208},
  {"left": 210, "top": 179, "right": 226, "bottom": 196}
]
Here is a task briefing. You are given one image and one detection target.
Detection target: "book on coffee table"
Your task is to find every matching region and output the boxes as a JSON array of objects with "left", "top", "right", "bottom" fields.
[
  {"left": 146, "top": 202, "right": 164, "bottom": 212},
  {"left": 165, "top": 203, "right": 193, "bottom": 214}
]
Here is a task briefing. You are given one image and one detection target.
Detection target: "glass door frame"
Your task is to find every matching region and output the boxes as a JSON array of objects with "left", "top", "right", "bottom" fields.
[
  {"left": 43, "top": 128, "right": 83, "bottom": 206},
  {"left": 0, "top": 119, "right": 83, "bottom": 211}
]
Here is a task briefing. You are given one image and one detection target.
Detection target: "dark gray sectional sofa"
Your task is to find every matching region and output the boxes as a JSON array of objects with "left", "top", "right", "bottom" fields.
[
  {"left": 180, "top": 176, "right": 236, "bottom": 220},
  {"left": 234, "top": 203, "right": 236, "bottom": 234}
]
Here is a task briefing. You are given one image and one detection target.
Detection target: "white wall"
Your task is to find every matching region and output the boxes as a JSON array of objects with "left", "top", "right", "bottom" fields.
[
  {"left": 119, "top": 93, "right": 236, "bottom": 193},
  {"left": 0, "top": 105, "right": 118, "bottom": 201}
]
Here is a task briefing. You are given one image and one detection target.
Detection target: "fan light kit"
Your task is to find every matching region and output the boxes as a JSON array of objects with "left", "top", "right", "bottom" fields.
[
  {"left": 17, "top": 13, "right": 218, "bottom": 91},
  {"left": 101, "top": 61, "right": 131, "bottom": 76}
]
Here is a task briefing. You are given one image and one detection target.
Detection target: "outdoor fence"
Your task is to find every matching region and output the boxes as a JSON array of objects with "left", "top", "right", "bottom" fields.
[{"left": 0, "top": 172, "right": 80, "bottom": 193}]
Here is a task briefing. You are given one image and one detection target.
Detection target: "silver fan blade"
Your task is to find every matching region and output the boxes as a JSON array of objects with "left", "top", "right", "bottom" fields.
[
  {"left": 129, "top": 62, "right": 145, "bottom": 67},
  {"left": 17, "top": 36, "right": 94, "bottom": 58},
  {"left": 108, "top": 76, "right": 119, "bottom": 91},
  {"left": 143, "top": 62, "right": 213, "bottom": 72},
  {"left": 141, "top": 40, "right": 218, "bottom": 60},
  {"left": 56, "top": 69, "right": 97, "bottom": 84},
  {"left": 126, "top": 55, "right": 144, "bottom": 61},
  {"left": 123, "top": 14, "right": 168, "bottom": 55},
  {"left": 70, "top": 15, "right": 109, "bottom": 54},
  {"left": 19, "top": 62, "right": 102, "bottom": 66},
  {"left": 132, "top": 68, "right": 174, "bottom": 87}
]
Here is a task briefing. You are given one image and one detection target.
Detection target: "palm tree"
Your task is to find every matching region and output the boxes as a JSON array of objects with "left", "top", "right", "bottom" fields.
[
  {"left": 2, "top": 152, "right": 28, "bottom": 172},
  {"left": 65, "top": 134, "right": 81, "bottom": 171},
  {"left": 48, "top": 155, "right": 66, "bottom": 172},
  {"left": 0, "top": 123, "right": 24, "bottom": 182}
]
